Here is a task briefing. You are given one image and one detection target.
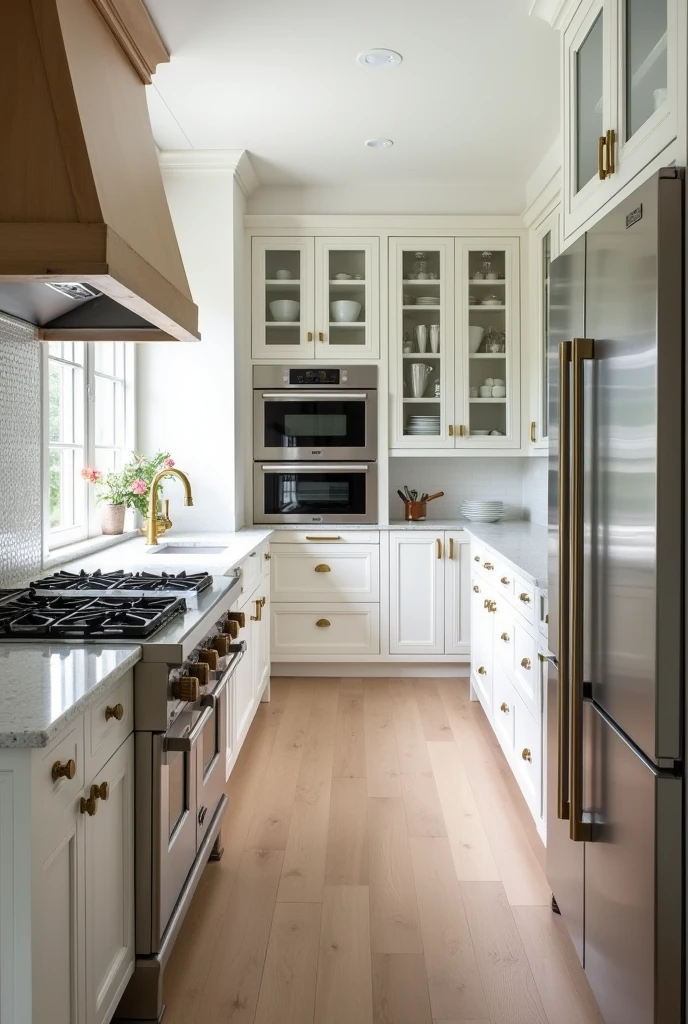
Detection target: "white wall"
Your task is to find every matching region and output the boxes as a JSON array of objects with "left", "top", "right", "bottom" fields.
[
  {"left": 138, "top": 165, "right": 242, "bottom": 532},
  {"left": 521, "top": 456, "right": 548, "bottom": 525}
]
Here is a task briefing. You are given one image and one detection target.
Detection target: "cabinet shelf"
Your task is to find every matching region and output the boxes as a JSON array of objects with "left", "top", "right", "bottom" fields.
[
  {"left": 402, "top": 352, "right": 441, "bottom": 358},
  {"left": 402, "top": 279, "right": 441, "bottom": 285},
  {"left": 402, "top": 305, "right": 441, "bottom": 311},
  {"left": 329, "top": 279, "right": 365, "bottom": 285},
  {"left": 328, "top": 321, "right": 366, "bottom": 328},
  {"left": 265, "top": 321, "right": 301, "bottom": 327},
  {"left": 403, "top": 397, "right": 441, "bottom": 403},
  {"left": 469, "top": 353, "right": 506, "bottom": 359},
  {"left": 469, "top": 305, "right": 506, "bottom": 311},
  {"left": 469, "top": 279, "right": 507, "bottom": 285},
  {"left": 469, "top": 397, "right": 507, "bottom": 404},
  {"left": 265, "top": 280, "right": 300, "bottom": 289}
]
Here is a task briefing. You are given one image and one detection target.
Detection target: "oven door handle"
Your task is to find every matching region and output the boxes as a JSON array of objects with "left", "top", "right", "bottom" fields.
[
  {"left": 260, "top": 464, "right": 369, "bottom": 472},
  {"left": 260, "top": 392, "right": 367, "bottom": 400},
  {"left": 202, "top": 648, "right": 246, "bottom": 709},
  {"left": 164, "top": 705, "right": 214, "bottom": 753}
]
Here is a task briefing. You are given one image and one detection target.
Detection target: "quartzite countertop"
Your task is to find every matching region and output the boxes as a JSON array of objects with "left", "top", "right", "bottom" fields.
[
  {"left": 0, "top": 644, "right": 142, "bottom": 748},
  {"left": 460, "top": 520, "right": 548, "bottom": 588}
]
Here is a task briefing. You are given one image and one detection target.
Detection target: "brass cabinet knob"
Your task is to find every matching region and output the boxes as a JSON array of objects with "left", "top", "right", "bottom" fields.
[
  {"left": 500, "top": 577, "right": 510, "bottom": 585},
  {"left": 198, "top": 649, "right": 219, "bottom": 671},
  {"left": 477, "top": 666, "right": 487, "bottom": 676},
  {"left": 95, "top": 781, "right": 109, "bottom": 801},
  {"left": 473, "top": 585, "right": 481, "bottom": 593},
  {"left": 105, "top": 703, "right": 124, "bottom": 722},
  {"left": 520, "top": 657, "right": 532, "bottom": 670},
  {"left": 52, "top": 758, "right": 76, "bottom": 782},
  {"left": 522, "top": 748, "right": 532, "bottom": 763},
  {"left": 80, "top": 793, "right": 98, "bottom": 816},
  {"left": 314, "top": 564, "right": 331, "bottom": 573},
  {"left": 483, "top": 562, "right": 494, "bottom": 571},
  {"left": 173, "top": 676, "right": 200, "bottom": 702},
  {"left": 519, "top": 592, "right": 531, "bottom": 604},
  {"left": 226, "top": 611, "right": 246, "bottom": 629},
  {"left": 500, "top": 702, "right": 510, "bottom": 714},
  {"left": 212, "top": 635, "right": 230, "bottom": 657},
  {"left": 316, "top": 618, "right": 331, "bottom": 628},
  {"left": 486, "top": 600, "right": 497, "bottom": 613},
  {"left": 500, "top": 632, "right": 510, "bottom": 642},
  {"left": 264, "top": 551, "right": 271, "bottom": 561},
  {"left": 223, "top": 619, "right": 240, "bottom": 640},
  {"left": 474, "top": 555, "right": 480, "bottom": 562},
  {"left": 188, "top": 662, "right": 210, "bottom": 686}
]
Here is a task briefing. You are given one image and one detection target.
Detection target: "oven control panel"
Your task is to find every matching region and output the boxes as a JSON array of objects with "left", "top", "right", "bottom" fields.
[{"left": 287, "top": 368, "right": 346, "bottom": 385}]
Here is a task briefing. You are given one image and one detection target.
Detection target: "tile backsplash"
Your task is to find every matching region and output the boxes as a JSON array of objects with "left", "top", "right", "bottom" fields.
[{"left": 0, "top": 316, "right": 42, "bottom": 585}]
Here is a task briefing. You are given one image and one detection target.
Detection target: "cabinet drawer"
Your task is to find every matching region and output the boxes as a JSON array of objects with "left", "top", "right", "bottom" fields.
[
  {"left": 33, "top": 719, "right": 85, "bottom": 835},
  {"left": 271, "top": 603, "right": 379, "bottom": 655},
  {"left": 511, "top": 571, "right": 536, "bottom": 626},
  {"left": 513, "top": 693, "right": 542, "bottom": 821},
  {"left": 512, "top": 623, "right": 540, "bottom": 721},
  {"left": 270, "top": 530, "right": 379, "bottom": 545},
  {"left": 260, "top": 539, "right": 272, "bottom": 576},
  {"left": 494, "top": 608, "right": 514, "bottom": 674},
  {"left": 492, "top": 665, "right": 515, "bottom": 756},
  {"left": 271, "top": 544, "right": 379, "bottom": 603},
  {"left": 85, "top": 669, "right": 133, "bottom": 777},
  {"left": 239, "top": 546, "right": 263, "bottom": 596}
]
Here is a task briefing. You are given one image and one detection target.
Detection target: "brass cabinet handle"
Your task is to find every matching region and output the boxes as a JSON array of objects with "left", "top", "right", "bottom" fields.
[
  {"left": 307, "top": 331, "right": 313, "bottom": 342},
  {"left": 448, "top": 537, "right": 455, "bottom": 560},
  {"left": 306, "top": 535, "right": 341, "bottom": 541},
  {"left": 316, "top": 618, "right": 330, "bottom": 628},
  {"left": 105, "top": 703, "right": 124, "bottom": 722},
  {"left": 473, "top": 585, "right": 481, "bottom": 593},
  {"left": 448, "top": 424, "right": 454, "bottom": 437},
  {"left": 251, "top": 599, "right": 262, "bottom": 622},
  {"left": 605, "top": 128, "right": 616, "bottom": 174},
  {"left": 500, "top": 632, "right": 510, "bottom": 643},
  {"left": 52, "top": 758, "right": 76, "bottom": 782},
  {"left": 530, "top": 421, "right": 537, "bottom": 443},
  {"left": 477, "top": 666, "right": 487, "bottom": 676},
  {"left": 314, "top": 564, "right": 331, "bottom": 573},
  {"left": 458, "top": 424, "right": 467, "bottom": 437},
  {"left": 519, "top": 592, "right": 531, "bottom": 604},
  {"left": 500, "top": 576, "right": 510, "bottom": 585},
  {"left": 520, "top": 657, "right": 532, "bottom": 670},
  {"left": 570, "top": 338, "right": 594, "bottom": 842},
  {"left": 483, "top": 562, "right": 494, "bottom": 571},
  {"left": 598, "top": 134, "right": 608, "bottom": 179},
  {"left": 318, "top": 331, "right": 325, "bottom": 343},
  {"left": 500, "top": 702, "right": 510, "bottom": 714},
  {"left": 522, "top": 748, "right": 532, "bottom": 763},
  {"left": 436, "top": 538, "right": 442, "bottom": 559}
]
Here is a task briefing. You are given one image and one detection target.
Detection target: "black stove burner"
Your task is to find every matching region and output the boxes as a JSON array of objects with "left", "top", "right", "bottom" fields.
[
  {"left": 29, "top": 568, "right": 213, "bottom": 597},
  {"left": 0, "top": 591, "right": 186, "bottom": 640}
]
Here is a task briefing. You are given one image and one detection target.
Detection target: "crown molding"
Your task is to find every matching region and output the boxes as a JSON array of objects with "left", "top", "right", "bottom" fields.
[
  {"left": 91, "top": 0, "right": 169, "bottom": 84},
  {"left": 158, "top": 150, "right": 259, "bottom": 196},
  {"left": 529, "top": 0, "right": 579, "bottom": 29}
]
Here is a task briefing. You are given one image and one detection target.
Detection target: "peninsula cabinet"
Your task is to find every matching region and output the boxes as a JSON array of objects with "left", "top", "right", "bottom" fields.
[
  {"left": 251, "top": 236, "right": 379, "bottom": 359},
  {"left": 562, "top": 0, "right": 679, "bottom": 243},
  {"left": 389, "top": 237, "right": 521, "bottom": 452}
]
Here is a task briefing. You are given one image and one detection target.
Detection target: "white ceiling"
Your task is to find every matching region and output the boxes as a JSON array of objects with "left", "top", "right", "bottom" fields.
[{"left": 145, "top": 0, "right": 559, "bottom": 198}]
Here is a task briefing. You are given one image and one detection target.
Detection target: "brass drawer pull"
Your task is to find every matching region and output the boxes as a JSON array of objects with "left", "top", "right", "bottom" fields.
[
  {"left": 530, "top": 421, "right": 537, "bottom": 443},
  {"left": 436, "top": 538, "right": 442, "bottom": 560},
  {"left": 52, "top": 758, "right": 76, "bottom": 782},
  {"left": 477, "top": 666, "right": 487, "bottom": 676},
  {"left": 315, "top": 564, "right": 331, "bottom": 573},
  {"left": 520, "top": 657, "right": 532, "bottom": 670},
  {"left": 483, "top": 562, "right": 494, "bottom": 571},
  {"left": 500, "top": 702, "right": 510, "bottom": 714},
  {"left": 307, "top": 331, "right": 313, "bottom": 342},
  {"left": 500, "top": 632, "right": 510, "bottom": 642},
  {"left": 519, "top": 592, "right": 531, "bottom": 604},
  {"left": 251, "top": 599, "right": 263, "bottom": 622},
  {"left": 306, "top": 535, "right": 341, "bottom": 541},
  {"left": 522, "top": 748, "right": 532, "bottom": 763},
  {"left": 316, "top": 618, "right": 331, "bottom": 628},
  {"left": 500, "top": 576, "right": 510, "bottom": 585},
  {"left": 449, "top": 537, "right": 455, "bottom": 560},
  {"left": 473, "top": 585, "right": 481, "bottom": 593},
  {"left": 105, "top": 702, "right": 124, "bottom": 722}
]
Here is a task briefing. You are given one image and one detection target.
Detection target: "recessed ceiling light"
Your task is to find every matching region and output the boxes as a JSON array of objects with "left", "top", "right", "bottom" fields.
[
  {"left": 357, "top": 48, "right": 403, "bottom": 70},
  {"left": 365, "top": 138, "right": 394, "bottom": 149}
]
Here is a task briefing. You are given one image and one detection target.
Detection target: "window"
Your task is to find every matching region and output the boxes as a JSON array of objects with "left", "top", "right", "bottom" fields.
[{"left": 46, "top": 342, "right": 135, "bottom": 549}]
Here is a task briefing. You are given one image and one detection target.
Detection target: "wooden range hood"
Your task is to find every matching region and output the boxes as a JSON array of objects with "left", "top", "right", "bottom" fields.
[{"left": 0, "top": 0, "right": 199, "bottom": 342}]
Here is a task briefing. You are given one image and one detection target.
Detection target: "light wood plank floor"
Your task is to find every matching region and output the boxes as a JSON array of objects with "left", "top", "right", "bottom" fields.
[{"left": 163, "top": 676, "right": 604, "bottom": 1024}]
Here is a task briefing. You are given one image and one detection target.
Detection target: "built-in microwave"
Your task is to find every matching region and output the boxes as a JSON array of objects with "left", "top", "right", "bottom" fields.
[
  {"left": 253, "top": 462, "right": 378, "bottom": 524},
  {"left": 253, "top": 365, "right": 377, "bottom": 461}
]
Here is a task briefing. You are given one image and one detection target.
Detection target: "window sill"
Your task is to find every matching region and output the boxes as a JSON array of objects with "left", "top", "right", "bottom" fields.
[{"left": 44, "top": 531, "right": 140, "bottom": 571}]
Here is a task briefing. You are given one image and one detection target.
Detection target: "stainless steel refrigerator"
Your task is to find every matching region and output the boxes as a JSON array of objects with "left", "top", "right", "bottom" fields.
[{"left": 547, "top": 168, "right": 684, "bottom": 1024}]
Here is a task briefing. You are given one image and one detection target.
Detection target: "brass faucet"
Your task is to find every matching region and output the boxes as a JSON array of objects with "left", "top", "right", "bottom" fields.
[{"left": 145, "top": 468, "right": 193, "bottom": 546}]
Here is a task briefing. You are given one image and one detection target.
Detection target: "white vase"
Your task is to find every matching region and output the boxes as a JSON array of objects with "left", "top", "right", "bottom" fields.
[
  {"left": 414, "top": 325, "right": 428, "bottom": 353},
  {"left": 100, "top": 503, "right": 126, "bottom": 535},
  {"left": 429, "top": 325, "right": 440, "bottom": 353}
]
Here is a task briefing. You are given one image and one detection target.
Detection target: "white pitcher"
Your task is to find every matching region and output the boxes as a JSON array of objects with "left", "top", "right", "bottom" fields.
[
  {"left": 429, "top": 324, "right": 440, "bottom": 353},
  {"left": 414, "top": 324, "right": 428, "bottom": 353}
]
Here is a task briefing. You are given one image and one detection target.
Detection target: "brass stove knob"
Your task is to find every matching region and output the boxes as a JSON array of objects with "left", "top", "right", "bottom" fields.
[
  {"left": 198, "top": 649, "right": 219, "bottom": 671},
  {"left": 173, "top": 676, "right": 200, "bottom": 702},
  {"left": 223, "top": 619, "right": 240, "bottom": 640},
  {"left": 226, "top": 611, "right": 246, "bottom": 629},
  {"left": 212, "top": 635, "right": 230, "bottom": 657},
  {"left": 188, "top": 662, "right": 210, "bottom": 687}
]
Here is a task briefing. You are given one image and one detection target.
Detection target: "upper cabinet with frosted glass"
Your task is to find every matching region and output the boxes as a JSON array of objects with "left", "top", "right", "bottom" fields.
[
  {"left": 252, "top": 237, "right": 379, "bottom": 359},
  {"left": 562, "top": 0, "right": 679, "bottom": 244}
]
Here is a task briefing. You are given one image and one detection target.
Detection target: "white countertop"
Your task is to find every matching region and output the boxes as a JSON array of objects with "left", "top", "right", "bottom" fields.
[
  {"left": 460, "top": 521, "right": 548, "bottom": 588},
  {"left": 0, "top": 644, "right": 141, "bottom": 748}
]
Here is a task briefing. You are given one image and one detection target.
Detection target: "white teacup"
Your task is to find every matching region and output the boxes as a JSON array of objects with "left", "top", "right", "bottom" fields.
[{"left": 486, "top": 272, "right": 498, "bottom": 280}]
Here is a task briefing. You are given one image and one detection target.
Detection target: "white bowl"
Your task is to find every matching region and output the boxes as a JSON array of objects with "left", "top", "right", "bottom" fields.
[
  {"left": 330, "top": 300, "right": 361, "bottom": 323},
  {"left": 479, "top": 386, "right": 492, "bottom": 398},
  {"left": 275, "top": 269, "right": 292, "bottom": 280},
  {"left": 469, "top": 326, "right": 485, "bottom": 353},
  {"left": 269, "top": 299, "right": 300, "bottom": 322},
  {"left": 492, "top": 385, "right": 506, "bottom": 398}
]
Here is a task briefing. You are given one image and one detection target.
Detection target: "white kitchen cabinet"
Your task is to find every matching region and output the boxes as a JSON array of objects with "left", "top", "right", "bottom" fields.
[
  {"left": 271, "top": 603, "right": 380, "bottom": 656},
  {"left": 562, "top": 0, "right": 679, "bottom": 244},
  {"left": 84, "top": 734, "right": 135, "bottom": 1024},
  {"left": 271, "top": 543, "right": 380, "bottom": 603},
  {"left": 389, "top": 237, "right": 521, "bottom": 452},
  {"left": 444, "top": 532, "right": 471, "bottom": 655},
  {"left": 528, "top": 203, "right": 559, "bottom": 451},
  {"left": 252, "top": 236, "right": 379, "bottom": 359},
  {"left": 249, "top": 580, "right": 270, "bottom": 703}
]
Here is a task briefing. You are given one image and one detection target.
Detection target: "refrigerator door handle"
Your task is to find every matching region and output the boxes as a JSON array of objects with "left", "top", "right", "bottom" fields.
[
  {"left": 557, "top": 341, "right": 572, "bottom": 821},
  {"left": 570, "top": 337, "right": 594, "bottom": 842}
]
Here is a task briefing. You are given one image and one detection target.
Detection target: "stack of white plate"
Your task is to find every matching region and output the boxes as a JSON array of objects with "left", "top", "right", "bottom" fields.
[
  {"left": 415, "top": 296, "right": 438, "bottom": 306},
  {"left": 460, "top": 499, "right": 505, "bottom": 523},
  {"left": 406, "top": 415, "right": 440, "bottom": 435}
]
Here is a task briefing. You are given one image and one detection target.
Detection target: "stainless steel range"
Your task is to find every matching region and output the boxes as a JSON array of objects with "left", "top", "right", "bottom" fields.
[{"left": 0, "top": 569, "right": 247, "bottom": 1023}]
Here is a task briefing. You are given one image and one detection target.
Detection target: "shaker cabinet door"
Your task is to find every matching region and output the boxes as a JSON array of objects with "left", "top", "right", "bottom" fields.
[
  {"left": 252, "top": 237, "right": 315, "bottom": 359},
  {"left": 315, "top": 237, "right": 379, "bottom": 358},
  {"left": 389, "top": 532, "right": 444, "bottom": 655}
]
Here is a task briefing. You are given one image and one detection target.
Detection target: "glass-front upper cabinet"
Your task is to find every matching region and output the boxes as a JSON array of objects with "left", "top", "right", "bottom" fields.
[
  {"left": 252, "top": 236, "right": 378, "bottom": 360},
  {"left": 456, "top": 240, "right": 520, "bottom": 448},
  {"left": 389, "top": 239, "right": 455, "bottom": 450},
  {"left": 529, "top": 206, "right": 559, "bottom": 452}
]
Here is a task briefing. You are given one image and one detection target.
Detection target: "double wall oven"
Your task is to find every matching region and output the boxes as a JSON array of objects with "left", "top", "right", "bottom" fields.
[{"left": 253, "top": 365, "right": 378, "bottom": 524}]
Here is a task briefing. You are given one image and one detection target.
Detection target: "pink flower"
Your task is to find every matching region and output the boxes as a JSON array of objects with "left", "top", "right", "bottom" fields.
[
  {"left": 163, "top": 458, "right": 175, "bottom": 469},
  {"left": 130, "top": 478, "right": 147, "bottom": 495},
  {"left": 81, "top": 467, "right": 102, "bottom": 483}
]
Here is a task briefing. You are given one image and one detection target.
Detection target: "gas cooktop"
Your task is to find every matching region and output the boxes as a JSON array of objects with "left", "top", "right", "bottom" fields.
[
  {"left": 29, "top": 568, "right": 213, "bottom": 598},
  {"left": 0, "top": 591, "right": 187, "bottom": 641}
]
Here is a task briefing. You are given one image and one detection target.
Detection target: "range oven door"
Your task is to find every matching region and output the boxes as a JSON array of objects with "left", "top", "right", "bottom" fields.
[
  {"left": 254, "top": 462, "right": 378, "bottom": 524},
  {"left": 254, "top": 389, "right": 377, "bottom": 460},
  {"left": 196, "top": 651, "right": 243, "bottom": 845}
]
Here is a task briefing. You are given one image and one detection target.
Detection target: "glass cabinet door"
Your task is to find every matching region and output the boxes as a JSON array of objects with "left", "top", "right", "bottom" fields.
[
  {"left": 574, "top": 5, "right": 606, "bottom": 195},
  {"left": 251, "top": 238, "right": 314, "bottom": 358},
  {"left": 623, "top": 0, "right": 668, "bottom": 141},
  {"left": 315, "top": 238, "right": 379, "bottom": 358},
  {"left": 389, "top": 239, "right": 455, "bottom": 449},
  {"left": 457, "top": 240, "right": 520, "bottom": 448}
]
